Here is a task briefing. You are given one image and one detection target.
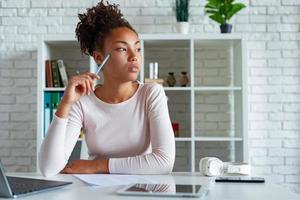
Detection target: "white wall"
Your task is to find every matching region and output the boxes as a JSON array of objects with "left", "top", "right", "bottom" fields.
[{"left": 0, "top": 0, "right": 299, "bottom": 193}]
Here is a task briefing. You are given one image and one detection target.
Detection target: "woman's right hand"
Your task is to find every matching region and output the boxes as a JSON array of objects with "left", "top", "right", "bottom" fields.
[{"left": 61, "top": 72, "right": 100, "bottom": 106}]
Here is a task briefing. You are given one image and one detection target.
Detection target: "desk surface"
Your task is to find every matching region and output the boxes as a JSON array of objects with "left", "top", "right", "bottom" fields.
[{"left": 2, "top": 172, "right": 300, "bottom": 200}]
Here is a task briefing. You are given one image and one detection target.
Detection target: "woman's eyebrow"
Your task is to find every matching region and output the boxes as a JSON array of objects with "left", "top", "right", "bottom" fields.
[{"left": 113, "top": 40, "right": 140, "bottom": 45}]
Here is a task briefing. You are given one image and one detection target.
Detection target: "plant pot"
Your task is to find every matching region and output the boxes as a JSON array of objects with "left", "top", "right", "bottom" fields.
[
  {"left": 220, "top": 24, "right": 232, "bottom": 33},
  {"left": 176, "top": 22, "right": 189, "bottom": 34}
]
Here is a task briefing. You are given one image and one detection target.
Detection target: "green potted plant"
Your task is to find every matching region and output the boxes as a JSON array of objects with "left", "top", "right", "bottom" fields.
[
  {"left": 204, "top": 0, "right": 246, "bottom": 33},
  {"left": 175, "top": 0, "right": 189, "bottom": 34}
]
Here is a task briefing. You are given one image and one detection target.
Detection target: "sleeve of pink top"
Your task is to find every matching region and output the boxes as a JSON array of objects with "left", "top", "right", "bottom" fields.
[
  {"left": 108, "top": 84, "right": 176, "bottom": 174},
  {"left": 38, "top": 101, "right": 83, "bottom": 177}
]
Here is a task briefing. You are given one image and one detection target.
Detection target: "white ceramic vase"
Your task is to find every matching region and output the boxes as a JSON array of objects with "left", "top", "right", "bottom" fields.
[{"left": 177, "top": 21, "right": 189, "bottom": 34}]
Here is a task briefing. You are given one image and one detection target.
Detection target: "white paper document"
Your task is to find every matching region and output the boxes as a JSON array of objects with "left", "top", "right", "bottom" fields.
[{"left": 73, "top": 174, "right": 155, "bottom": 187}]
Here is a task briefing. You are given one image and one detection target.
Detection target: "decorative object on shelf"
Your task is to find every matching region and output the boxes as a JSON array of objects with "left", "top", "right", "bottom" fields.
[
  {"left": 148, "top": 62, "right": 158, "bottom": 79},
  {"left": 172, "top": 122, "right": 180, "bottom": 137},
  {"left": 153, "top": 62, "right": 158, "bottom": 79},
  {"left": 149, "top": 62, "right": 154, "bottom": 79},
  {"left": 179, "top": 71, "right": 189, "bottom": 87},
  {"left": 175, "top": 0, "right": 190, "bottom": 34},
  {"left": 166, "top": 72, "right": 176, "bottom": 87},
  {"left": 146, "top": 62, "right": 163, "bottom": 85},
  {"left": 204, "top": 0, "right": 246, "bottom": 33}
]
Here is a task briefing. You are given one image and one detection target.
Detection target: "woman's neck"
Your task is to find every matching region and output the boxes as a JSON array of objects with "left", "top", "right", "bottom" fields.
[{"left": 95, "top": 80, "right": 138, "bottom": 104}]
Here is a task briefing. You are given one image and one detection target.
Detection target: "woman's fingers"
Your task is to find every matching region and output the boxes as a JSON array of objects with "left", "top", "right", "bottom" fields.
[
  {"left": 76, "top": 78, "right": 86, "bottom": 95},
  {"left": 85, "top": 72, "right": 100, "bottom": 80},
  {"left": 81, "top": 73, "right": 98, "bottom": 93},
  {"left": 87, "top": 75, "right": 96, "bottom": 91},
  {"left": 85, "top": 79, "right": 91, "bottom": 95},
  {"left": 83, "top": 74, "right": 95, "bottom": 92},
  {"left": 80, "top": 76, "right": 88, "bottom": 95},
  {"left": 90, "top": 79, "right": 94, "bottom": 91},
  {"left": 70, "top": 72, "right": 100, "bottom": 96},
  {"left": 74, "top": 78, "right": 89, "bottom": 95}
]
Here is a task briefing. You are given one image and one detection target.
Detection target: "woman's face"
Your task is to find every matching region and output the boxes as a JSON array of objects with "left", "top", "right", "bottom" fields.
[{"left": 98, "top": 27, "right": 141, "bottom": 83}]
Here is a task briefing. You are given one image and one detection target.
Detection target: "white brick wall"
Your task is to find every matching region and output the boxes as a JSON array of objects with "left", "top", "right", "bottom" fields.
[{"left": 0, "top": 0, "right": 300, "bottom": 193}]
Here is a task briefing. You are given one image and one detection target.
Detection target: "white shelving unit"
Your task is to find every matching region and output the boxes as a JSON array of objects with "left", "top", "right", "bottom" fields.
[{"left": 37, "top": 33, "right": 247, "bottom": 173}]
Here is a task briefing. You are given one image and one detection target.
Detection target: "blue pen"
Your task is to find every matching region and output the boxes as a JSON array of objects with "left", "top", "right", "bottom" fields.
[{"left": 96, "top": 54, "right": 111, "bottom": 75}]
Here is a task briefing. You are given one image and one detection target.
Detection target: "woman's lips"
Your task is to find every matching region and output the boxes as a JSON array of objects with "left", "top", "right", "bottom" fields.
[{"left": 128, "top": 66, "right": 139, "bottom": 72}]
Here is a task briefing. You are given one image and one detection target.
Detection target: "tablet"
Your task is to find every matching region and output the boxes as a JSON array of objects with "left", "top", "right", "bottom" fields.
[{"left": 117, "top": 183, "right": 208, "bottom": 198}]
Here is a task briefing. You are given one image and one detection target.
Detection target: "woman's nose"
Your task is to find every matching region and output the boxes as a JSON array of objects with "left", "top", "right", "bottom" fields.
[
  {"left": 130, "top": 56, "right": 137, "bottom": 62},
  {"left": 129, "top": 50, "right": 138, "bottom": 62}
]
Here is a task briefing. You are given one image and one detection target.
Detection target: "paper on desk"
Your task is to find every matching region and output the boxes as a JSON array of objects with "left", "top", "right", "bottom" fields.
[{"left": 73, "top": 174, "right": 155, "bottom": 187}]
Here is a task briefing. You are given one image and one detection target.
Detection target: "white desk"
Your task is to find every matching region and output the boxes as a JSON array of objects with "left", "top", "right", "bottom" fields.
[{"left": 3, "top": 172, "right": 300, "bottom": 200}]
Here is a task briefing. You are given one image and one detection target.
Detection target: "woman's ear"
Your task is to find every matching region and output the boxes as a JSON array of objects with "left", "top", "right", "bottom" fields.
[{"left": 92, "top": 51, "right": 104, "bottom": 65}]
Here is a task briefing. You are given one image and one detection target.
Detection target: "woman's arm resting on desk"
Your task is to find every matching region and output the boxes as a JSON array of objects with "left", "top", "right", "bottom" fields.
[{"left": 61, "top": 159, "right": 109, "bottom": 174}]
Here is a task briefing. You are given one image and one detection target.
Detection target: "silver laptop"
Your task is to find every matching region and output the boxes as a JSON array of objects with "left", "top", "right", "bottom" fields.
[{"left": 0, "top": 160, "right": 72, "bottom": 198}]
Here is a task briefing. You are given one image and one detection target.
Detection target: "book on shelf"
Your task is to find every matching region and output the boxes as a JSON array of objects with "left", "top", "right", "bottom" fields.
[
  {"left": 51, "top": 92, "right": 61, "bottom": 121},
  {"left": 45, "top": 60, "right": 53, "bottom": 87},
  {"left": 51, "top": 60, "right": 61, "bottom": 87},
  {"left": 43, "top": 91, "right": 63, "bottom": 137},
  {"left": 57, "top": 59, "right": 69, "bottom": 87},
  {"left": 44, "top": 92, "right": 52, "bottom": 135},
  {"left": 45, "top": 59, "right": 69, "bottom": 88}
]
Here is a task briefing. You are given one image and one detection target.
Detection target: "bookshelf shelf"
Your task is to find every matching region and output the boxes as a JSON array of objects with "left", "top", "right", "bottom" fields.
[
  {"left": 194, "top": 86, "right": 242, "bottom": 91},
  {"left": 37, "top": 33, "right": 247, "bottom": 173},
  {"left": 163, "top": 87, "right": 192, "bottom": 91},
  {"left": 175, "top": 137, "right": 193, "bottom": 142},
  {"left": 194, "top": 137, "right": 243, "bottom": 141},
  {"left": 43, "top": 87, "right": 66, "bottom": 92}
]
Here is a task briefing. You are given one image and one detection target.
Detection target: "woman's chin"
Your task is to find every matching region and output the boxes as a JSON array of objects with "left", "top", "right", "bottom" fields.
[
  {"left": 128, "top": 73, "right": 139, "bottom": 80},
  {"left": 121, "top": 75, "right": 139, "bottom": 82}
]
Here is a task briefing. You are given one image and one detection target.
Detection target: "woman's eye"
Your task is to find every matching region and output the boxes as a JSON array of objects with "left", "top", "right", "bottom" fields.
[
  {"left": 116, "top": 48, "right": 126, "bottom": 52},
  {"left": 136, "top": 48, "right": 141, "bottom": 52}
]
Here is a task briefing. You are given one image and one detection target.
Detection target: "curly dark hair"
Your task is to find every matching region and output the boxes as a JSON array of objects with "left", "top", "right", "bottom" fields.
[{"left": 75, "top": 0, "right": 137, "bottom": 56}]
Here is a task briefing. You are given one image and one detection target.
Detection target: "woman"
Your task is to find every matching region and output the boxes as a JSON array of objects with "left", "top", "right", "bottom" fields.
[{"left": 39, "top": 1, "right": 175, "bottom": 177}]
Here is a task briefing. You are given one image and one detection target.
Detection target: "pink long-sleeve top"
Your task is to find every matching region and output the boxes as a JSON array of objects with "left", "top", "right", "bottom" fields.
[{"left": 39, "top": 83, "right": 175, "bottom": 177}]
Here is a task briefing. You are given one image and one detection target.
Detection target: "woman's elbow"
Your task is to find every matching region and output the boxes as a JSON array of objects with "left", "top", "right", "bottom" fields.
[
  {"left": 162, "top": 162, "right": 174, "bottom": 174},
  {"left": 38, "top": 153, "right": 64, "bottom": 177},
  {"left": 157, "top": 151, "right": 175, "bottom": 174},
  {"left": 39, "top": 158, "right": 58, "bottom": 177},
  {"left": 39, "top": 166, "right": 58, "bottom": 178},
  {"left": 165, "top": 155, "right": 175, "bottom": 174}
]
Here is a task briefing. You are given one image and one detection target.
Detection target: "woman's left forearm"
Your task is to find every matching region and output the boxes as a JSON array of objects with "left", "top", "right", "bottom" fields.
[
  {"left": 61, "top": 159, "right": 109, "bottom": 174},
  {"left": 95, "top": 159, "right": 109, "bottom": 173}
]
